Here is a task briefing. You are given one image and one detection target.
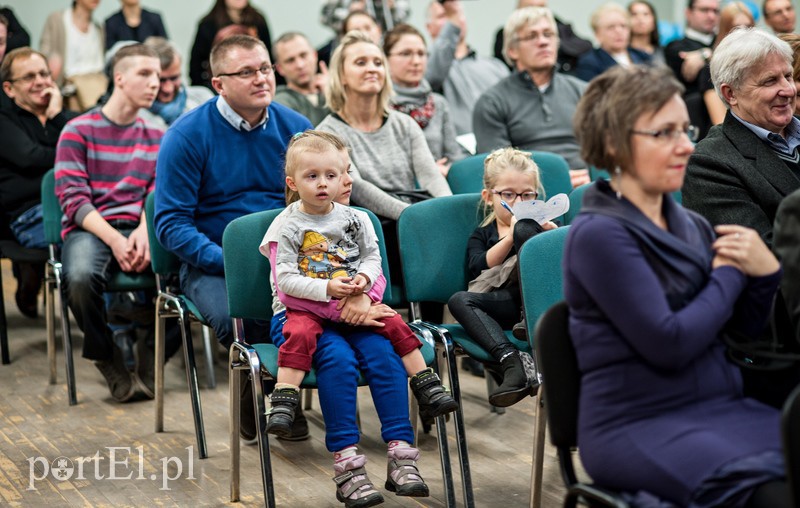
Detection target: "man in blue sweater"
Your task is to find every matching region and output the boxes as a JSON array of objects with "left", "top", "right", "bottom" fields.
[{"left": 154, "top": 35, "right": 312, "bottom": 440}]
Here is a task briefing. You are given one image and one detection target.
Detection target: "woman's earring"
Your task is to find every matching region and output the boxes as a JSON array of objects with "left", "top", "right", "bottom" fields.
[{"left": 614, "top": 166, "right": 622, "bottom": 200}]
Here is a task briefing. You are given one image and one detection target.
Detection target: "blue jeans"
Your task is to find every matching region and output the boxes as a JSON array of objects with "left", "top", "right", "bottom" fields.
[
  {"left": 179, "top": 262, "right": 270, "bottom": 348},
  {"left": 10, "top": 204, "right": 47, "bottom": 249},
  {"left": 271, "top": 311, "right": 412, "bottom": 452},
  {"left": 62, "top": 226, "right": 136, "bottom": 361}
]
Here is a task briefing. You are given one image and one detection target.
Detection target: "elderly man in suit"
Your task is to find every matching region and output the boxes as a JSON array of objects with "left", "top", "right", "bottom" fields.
[
  {"left": 684, "top": 27, "right": 799, "bottom": 248},
  {"left": 684, "top": 27, "right": 800, "bottom": 409}
]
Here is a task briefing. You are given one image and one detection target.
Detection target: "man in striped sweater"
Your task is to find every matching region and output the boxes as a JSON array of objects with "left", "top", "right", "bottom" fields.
[{"left": 55, "top": 44, "right": 163, "bottom": 403}]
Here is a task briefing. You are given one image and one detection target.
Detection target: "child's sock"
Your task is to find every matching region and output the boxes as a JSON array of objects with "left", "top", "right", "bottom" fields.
[
  {"left": 387, "top": 440, "right": 412, "bottom": 454},
  {"left": 333, "top": 445, "right": 358, "bottom": 465},
  {"left": 275, "top": 382, "right": 299, "bottom": 392}
]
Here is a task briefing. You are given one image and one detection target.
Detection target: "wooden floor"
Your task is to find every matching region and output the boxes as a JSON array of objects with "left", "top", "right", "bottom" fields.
[{"left": 0, "top": 259, "right": 572, "bottom": 507}]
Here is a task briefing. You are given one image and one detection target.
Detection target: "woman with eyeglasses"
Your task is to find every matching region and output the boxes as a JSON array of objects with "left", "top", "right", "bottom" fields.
[
  {"left": 384, "top": 23, "right": 465, "bottom": 178},
  {"left": 565, "top": 64, "right": 788, "bottom": 507},
  {"left": 189, "top": 0, "right": 272, "bottom": 92}
]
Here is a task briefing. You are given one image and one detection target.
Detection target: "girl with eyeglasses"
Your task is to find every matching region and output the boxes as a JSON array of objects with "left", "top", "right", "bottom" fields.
[{"left": 448, "top": 147, "right": 557, "bottom": 407}]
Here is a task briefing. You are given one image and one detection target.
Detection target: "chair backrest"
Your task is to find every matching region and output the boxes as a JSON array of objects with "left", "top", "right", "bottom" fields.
[
  {"left": 222, "top": 206, "right": 394, "bottom": 321},
  {"left": 223, "top": 209, "right": 283, "bottom": 321},
  {"left": 532, "top": 151, "right": 573, "bottom": 200},
  {"left": 565, "top": 183, "right": 591, "bottom": 225},
  {"left": 447, "top": 151, "right": 573, "bottom": 198},
  {"left": 535, "top": 301, "right": 579, "bottom": 449},
  {"left": 144, "top": 193, "right": 182, "bottom": 276},
  {"left": 519, "top": 226, "right": 569, "bottom": 339},
  {"left": 397, "top": 194, "right": 484, "bottom": 304},
  {"left": 41, "top": 169, "right": 62, "bottom": 245},
  {"left": 446, "top": 151, "right": 573, "bottom": 224},
  {"left": 447, "top": 153, "right": 486, "bottom": 195}
]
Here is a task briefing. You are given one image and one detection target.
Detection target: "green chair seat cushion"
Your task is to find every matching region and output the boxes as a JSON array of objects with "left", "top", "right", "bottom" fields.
[
  {"left": 441, "top": 323, "right": 531, "bottom": 362},
  {"left": 251, "top": 331, "right": 436, "bottom": 388},
  {"left": 106, "top": 271, "right": 156, "bottom": 292},
  {"left": 179, "top": 295, "right": 209, "bottom": 326}
]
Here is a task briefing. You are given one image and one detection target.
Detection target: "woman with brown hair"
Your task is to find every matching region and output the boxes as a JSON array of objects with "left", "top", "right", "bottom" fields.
[
  {"left": 189, "top": 0, "right": 272, "bottom": 91},
  {"left": 384, "top": 23, "right": 465, "bottom": 177},
  {"left": 566, "top": 64, "right": 788, "bottom": 507}
]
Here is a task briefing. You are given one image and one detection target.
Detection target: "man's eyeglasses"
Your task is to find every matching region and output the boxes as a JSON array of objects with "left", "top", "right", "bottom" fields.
[
  {"left": 7, "top": 70, "right": 51, "bottom": 84},
  {"left": 491, "top": 189, "right": 539, "bottom": 202},
  {"left": 631, "top": 125, "right": 700, "bottom": 143},
  {"left": 216, "top": 64, "right": 276, "bottom": 80}
]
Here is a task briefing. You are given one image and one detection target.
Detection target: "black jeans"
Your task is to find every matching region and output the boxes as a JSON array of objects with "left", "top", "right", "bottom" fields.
[{"left": 448, "top": 287, "right": 522, "bottom": 362}]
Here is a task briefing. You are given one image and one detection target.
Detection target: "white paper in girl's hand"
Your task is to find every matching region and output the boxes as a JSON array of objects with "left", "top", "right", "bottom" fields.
[{"left": 512, "top": 194, "right": 570, "bottom": 225}]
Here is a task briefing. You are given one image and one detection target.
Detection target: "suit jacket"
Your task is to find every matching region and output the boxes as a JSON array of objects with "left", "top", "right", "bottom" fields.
[
  {"left": 683, "top": 112, "right": 800, "bottom": 248},
  {"left": 774, "top": 188, "right": 800, "bottom": 344},
  {"left": 664, "top": 36, "right": 710, "bottom": 95},
  {"left": 574, "top": 47, "right": 651, "bottom": 82}
]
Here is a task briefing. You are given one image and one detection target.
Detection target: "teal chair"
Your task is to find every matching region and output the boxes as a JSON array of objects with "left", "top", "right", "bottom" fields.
[
  {"left": 398, "top": 194, "right": 541, "bottom": 508},
  {"left": 518, "top": 226, "right": 570, "bottom": 508},
  {"left": 41, "top": 169, "right": 156, "bottom": 406},
  {"left": 145, "top": 193, "right": 216, "bottom": 459},
  {"left": 447, "top": 151, "right": 574, "bottom": 222},
  {"left": 565, "top": 183, "right": 592, "bottom": 225},
  {"left": 222, "top": 207, "right": 446, "bottom": 506}
]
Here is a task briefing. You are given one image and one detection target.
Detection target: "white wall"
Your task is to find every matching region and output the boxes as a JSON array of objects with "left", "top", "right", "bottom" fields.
[{"left": 10, "top": 0, "right": 780, "bottom": 75}]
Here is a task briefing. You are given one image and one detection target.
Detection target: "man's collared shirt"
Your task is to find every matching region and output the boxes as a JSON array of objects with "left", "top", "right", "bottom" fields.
[
  {"left": 731, "top": 110, "right": 800, "bottom": 156},
  {"left": 684, "top": 27, "right": 715, "bottom": 46},
  {"left": 216, "top": 96, "right": 268, "bottom": 131}
]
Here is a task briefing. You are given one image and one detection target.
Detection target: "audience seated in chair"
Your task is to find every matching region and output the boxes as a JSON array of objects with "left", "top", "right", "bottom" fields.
[
  {"left": 574, "top": 3, "right": 652, "bottom": 83},
  {"left": 54, "top": 44, "right": 165, "bottom": 402},
  {"left": 764, "top": 0, "right": 797, "bottom": 34},
  {"left": 493, "top": 0, "right": 593, "bottom": 75},
  {"left": 683, "top": 28, "right": 800, "bottom": 407},
  {"left": 664, "top": 0, "right": 719, "bottom": 97},
  {"left": 140, "top": 36, "right": 213, "bottom": 129},
  {"left": 154, "top": 34, "right": 312, "bottom": 441},
  {"left": 103, "top": 0, "right": 168, "bottom": 50},
  {"left": 473, "top": 6, "right": 590, "bottom": 188},
  {"left": 1, "top": 47, "right": 76, "bottom": 318},
  {"left": 40, "top": 0, "right": 107, "bottom": 112},
  {"left": 385, "top": 23, "right": 466, "bottom": 179},
  {"left": 448, "top": 147, "right": 554, "bottom": 407},
  {"left": 567, "top": 63, "right": 789, "bottom": 507},
  {"left": 425, "top": 0, "right": 509, "bottom": 135},
  {"left": 189, "top": 0, "right": 272, "bottom": 92},
  {"left": 258, "top": 133, "right": 450, "bottom": 505},
  {"left": 272, "top": 31, "right": 331, "bottom": 126}
]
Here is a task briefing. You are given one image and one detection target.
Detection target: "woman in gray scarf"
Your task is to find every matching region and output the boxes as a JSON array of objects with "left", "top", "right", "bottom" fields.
[{"left": 384, "top": 23, "right": 466, "bottom": 177}]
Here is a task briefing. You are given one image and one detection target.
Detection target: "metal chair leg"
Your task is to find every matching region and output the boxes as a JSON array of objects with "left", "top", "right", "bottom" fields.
[
  {"left": 54, "top": 260, "right": 76, "bottom": 405},
  {"left": 442, "top": 332, "right": 475, "bottom": 508},
  {"left": 529, "top": 392, "right": 547, "bottom": 508},
  {"left": 250, "top": 359, "right": 275, "bottom": 508},
  {"left": 45, "top": 264, "right": 57, "bottom": 384},
  {"left": 179, "top": 304, "right": 207, "bottom": 459},
  {"left": 229, "top": 346, "right": 241, "bottom": 503},
  {"left": 434, "top": 343, "right": 457, "bottom": 508},
  {"left": 154, "top": 294, "right": 166, "bottom": 433},
  {"left": 201, "top": 325, "right": 216, "bottom": 389}
]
